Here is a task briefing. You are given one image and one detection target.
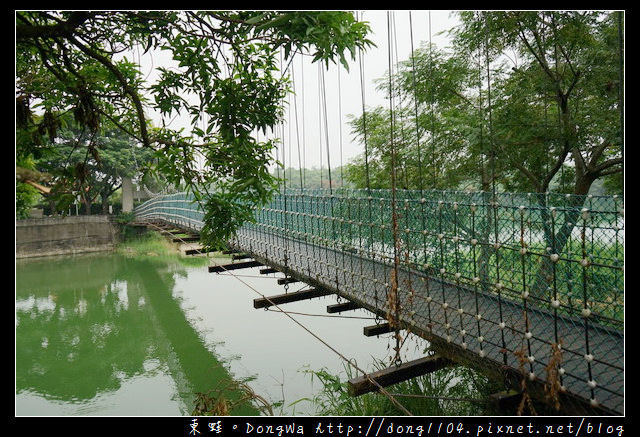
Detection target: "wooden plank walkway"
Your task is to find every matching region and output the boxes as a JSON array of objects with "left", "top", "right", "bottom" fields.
[{"left": 232, "top": 227, "right": 624, "bottom": 415}]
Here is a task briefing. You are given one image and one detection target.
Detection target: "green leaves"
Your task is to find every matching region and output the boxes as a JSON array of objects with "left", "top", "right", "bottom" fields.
[
  {"left": 257, "top": 11, "right": 375, "bottom": 70},
  {"left": 143, "top": 11, "right": 374, "bottom": 247}
]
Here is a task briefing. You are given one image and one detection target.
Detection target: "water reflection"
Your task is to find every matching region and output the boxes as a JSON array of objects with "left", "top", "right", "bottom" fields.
[
  {"left": 17, "top": 251, "right": 426, "bottom": 416},
  {"left": 15, "top": 254, "right": 257, "bottom": 416}
]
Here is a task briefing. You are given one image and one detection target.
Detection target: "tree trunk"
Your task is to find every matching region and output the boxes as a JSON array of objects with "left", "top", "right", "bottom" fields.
[{"left": 528, "top": 190, "right": 590, "bottom": 301}]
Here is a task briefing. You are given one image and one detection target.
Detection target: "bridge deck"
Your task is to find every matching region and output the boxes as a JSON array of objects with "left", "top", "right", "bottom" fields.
[{"left": 233, "top": 227, "right": 624, "bottom": 415}]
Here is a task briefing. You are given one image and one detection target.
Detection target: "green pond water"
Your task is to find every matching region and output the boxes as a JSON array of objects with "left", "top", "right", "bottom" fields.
[{"left": 16, "top": 250, "right": 415, "bottom": 416}]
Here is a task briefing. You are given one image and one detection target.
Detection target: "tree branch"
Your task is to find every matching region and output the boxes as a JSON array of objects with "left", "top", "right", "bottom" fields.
[
  {"left": 591, "top": 157, "right": 623, "bottom": 176},
  {"left": 16, "top": 12, "right": 93, "bottom": 41},
  {"left": 587, "top": 139, "right": 611, "bottom": 169},
  {"left": 66, "top": 34, "right": 151, "bottom": 148}
]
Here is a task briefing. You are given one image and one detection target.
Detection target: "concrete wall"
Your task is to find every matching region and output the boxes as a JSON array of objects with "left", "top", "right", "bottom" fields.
[{"left": 16, "top": 215, "right": 119, "bottom": 259}]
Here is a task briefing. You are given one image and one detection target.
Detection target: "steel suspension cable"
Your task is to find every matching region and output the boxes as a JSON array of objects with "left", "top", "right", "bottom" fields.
[
  {"left": 356, "top": 11, "right": 371, "bottom": 192},
  {"left": 386, "top": 11, "right": 402, "bottom": 366},
  {"left": 290, "top": 62, "right": 304, "bottom": 188},
  {"left": 408, "top": 11, "right": 424, "bottom": 193},
  {"left": 355, "top": 11, "right": 377, "bottom": 319},
  {"left": 318, "top": 64, "right": 333, "bottom": 193},
  {"left": 337, "top": 65, "right": 344, "bottom": 187}
]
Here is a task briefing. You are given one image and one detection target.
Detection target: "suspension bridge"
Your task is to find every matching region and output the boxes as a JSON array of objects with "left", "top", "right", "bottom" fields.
[
  {"left": 133, "top": 189, "right": 624, "bottom": 415},
  {"left": 130, "top": 11, "right": 623, "bottom": 416}
]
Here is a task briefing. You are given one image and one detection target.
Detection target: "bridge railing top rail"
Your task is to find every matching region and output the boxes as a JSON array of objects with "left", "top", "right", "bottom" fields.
[{"left": 133, "top": 191, "right": 204, "bottom": 232}]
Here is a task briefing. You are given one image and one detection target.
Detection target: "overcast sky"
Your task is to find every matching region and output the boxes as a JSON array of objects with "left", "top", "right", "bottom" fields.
[{"left": 139, "top": 10, "right": 461, "bottom": 172}]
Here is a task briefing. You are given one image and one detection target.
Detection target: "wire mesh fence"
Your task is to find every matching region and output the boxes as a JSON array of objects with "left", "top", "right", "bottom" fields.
[{"left": 251, "top": 189, "right": 623, "bottom": 328}]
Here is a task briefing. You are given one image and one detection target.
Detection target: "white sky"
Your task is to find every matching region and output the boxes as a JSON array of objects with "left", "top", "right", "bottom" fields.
[
  {"left": 138, "top": 10, "right": 461, "bottom": 171},
  {"left": 277, "top": 10, "right": 460, "bottom": 171}
]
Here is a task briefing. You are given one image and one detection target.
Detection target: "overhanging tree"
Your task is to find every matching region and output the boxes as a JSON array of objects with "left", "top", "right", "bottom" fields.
[{"left": 16, "top": 11, "right": 373, "bottom": 247}]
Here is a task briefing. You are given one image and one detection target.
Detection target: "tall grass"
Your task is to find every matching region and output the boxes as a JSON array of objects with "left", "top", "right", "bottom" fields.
[
  {"left": 116, "top": 230, "right": 215, "bottom": 268},
  {"left": 303, "top": 359, "right": 503, "bottom": 416},
  {"left": 117, "top": 231, "right": 180, "bottom": 257}
]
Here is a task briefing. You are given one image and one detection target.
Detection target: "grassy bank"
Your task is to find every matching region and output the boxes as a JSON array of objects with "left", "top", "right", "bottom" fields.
[
  {"left": 116, "top": 229, "right": 188, "bottom": 257},
  {"left": 115, "top": 228, "right": 230, "bottom": 269}
]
